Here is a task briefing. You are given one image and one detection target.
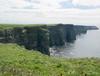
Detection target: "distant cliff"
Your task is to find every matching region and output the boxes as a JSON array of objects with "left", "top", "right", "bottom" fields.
[{"left": 0, "top": 24, "right": 99, "bottom": 55}]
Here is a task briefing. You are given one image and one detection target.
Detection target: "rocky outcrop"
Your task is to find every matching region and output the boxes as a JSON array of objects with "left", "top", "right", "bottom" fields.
[
  {"left": 0, "top": 24, "right": 98, "bottom": 55},
  {"left": 48, "top": 24, "right": 76, "bottom": 47},
  {"left": 0, "top": 25, "right": 50, "bottom": 55}
]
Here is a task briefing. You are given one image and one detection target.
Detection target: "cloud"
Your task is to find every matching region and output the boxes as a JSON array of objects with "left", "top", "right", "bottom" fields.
[
  {"left": 10, "top": 0, "right": 31, "bottom": 8},
  {"left": 72, "top": 0, "right": 100, "bottom": 7},
  {"left": 0, "top": 0, "right": 11, "bottom": 9},
  {"left": 0, "top": 8, "right": 100, "bottom": 25},
  {"left": 0, "top": 0, "right": 68, "bottom": 10},
  {"left": 0, "top": 0, "right": 100, "bottom": 25},
  {"left": 0, "top": 0, "right": 100, "bottom": 10},
  {"left": 27, "top": 0, "right": 70, "bottom": 9}
]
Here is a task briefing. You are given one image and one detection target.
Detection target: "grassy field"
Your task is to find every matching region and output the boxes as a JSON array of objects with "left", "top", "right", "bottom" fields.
[
  {"left": 0, "top": 43, "right": 100, "bottom": 76},
  {"left": 0, "top": 24, "right": 47, "bottom": 30},
  {"left": 0, "top": 24, "right": 56, "bottom": 30}
]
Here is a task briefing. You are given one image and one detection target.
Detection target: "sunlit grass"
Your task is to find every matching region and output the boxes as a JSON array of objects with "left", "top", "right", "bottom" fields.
[
  {"left": 0, "top": 24, "right": 46, "bottom": 30},
  {"left": 0, "top": 43, "right": 100, "bottom": 76}
]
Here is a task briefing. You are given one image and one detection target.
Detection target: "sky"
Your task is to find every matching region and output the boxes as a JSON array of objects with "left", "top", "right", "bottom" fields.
[{"left": 0, "top": 0, "right": 100, "bottom": 25}]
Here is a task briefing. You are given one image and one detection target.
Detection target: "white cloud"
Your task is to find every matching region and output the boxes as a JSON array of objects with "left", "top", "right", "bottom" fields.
[
  {"left": 0, "top": 0, "right": 10, "bottom": 9},
  {"left": 0, "top": 0, "right": 69, "bottom": 10},
  {"left": 0, "top": 0, "right": 100, "bottom": 25},
  {"left": 0, "top": 0, "right": 31, "bottom": 9},
  {"left": 1, "top": 0, "right": 100, "bottom": 10},
  {"left": 0, "top": 8, "right": 100, "bottom": 25},
  {"left": 31, "top": 0, "right": 66, "bottom": 9},
  {"left": 10, "top": 0, "right": 31, "bottom": 8},
  {"left": 72, "top": 0, "right": 100, "bottom": 7}
]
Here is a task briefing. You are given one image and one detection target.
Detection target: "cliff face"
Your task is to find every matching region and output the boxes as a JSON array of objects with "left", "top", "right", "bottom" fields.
[
  {"left": 0, "top": 25, "right": 50, "bottom": 55},
  {"left": 13, "top": 26, "right": 50, "bottom": 55},
  {"left": 0, "top": 24, "right": 98, "bottom": 55},
  {"left": 49, "top": 24, "right": 76, "bottom": 46}
]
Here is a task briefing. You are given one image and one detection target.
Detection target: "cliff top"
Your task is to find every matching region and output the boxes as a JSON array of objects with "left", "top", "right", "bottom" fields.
[{"left": 0, "top": 24, "right": 46, "bottom": 30}]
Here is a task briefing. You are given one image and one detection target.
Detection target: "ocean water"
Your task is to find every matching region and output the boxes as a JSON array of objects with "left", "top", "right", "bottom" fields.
[{"left": 50, "top": 28, "right": 100, "bottom": 58}]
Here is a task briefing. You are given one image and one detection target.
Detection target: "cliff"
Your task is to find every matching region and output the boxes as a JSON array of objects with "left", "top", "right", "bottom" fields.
[
  {"left": 0, "top": 24, "right": 98, "bottom": 55},
  {"left": 0, "top": 25, "right": 50, "bottom": 55}
]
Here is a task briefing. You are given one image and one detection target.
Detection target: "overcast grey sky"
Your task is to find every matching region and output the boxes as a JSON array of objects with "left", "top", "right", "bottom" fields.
[{"left": 0, "top": 0, "right": 100, "bottom": 25}]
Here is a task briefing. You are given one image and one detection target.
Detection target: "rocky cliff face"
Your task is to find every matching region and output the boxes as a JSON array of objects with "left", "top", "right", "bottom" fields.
[
  {"left": 0, "top": 24, "right": 98, "bottom": 55},
  {"left": 48, "top": 24, "right": 76, "bottom": 46},
  {"left": 0, "top": 25, "right": 50, "bottom": 55}
]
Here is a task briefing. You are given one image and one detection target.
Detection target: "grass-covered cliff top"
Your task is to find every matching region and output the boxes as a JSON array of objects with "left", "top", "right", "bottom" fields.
[
  {"left": 0, "top": 43, "right": 100, "bottom": 76},
  {"left": 0, "top": 24, "right": 47, "bottom": 30}
]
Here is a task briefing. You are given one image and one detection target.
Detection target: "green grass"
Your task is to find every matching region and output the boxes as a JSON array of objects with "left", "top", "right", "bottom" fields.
[
  {"left": 0, "top": 43, "right": 100, "bottom": 76},
  {"left": 0, "top": 24, "right": 47, "bottom": 30},
  {"left": 0, "top": 24, "right": 56, "bottom": 30}
]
